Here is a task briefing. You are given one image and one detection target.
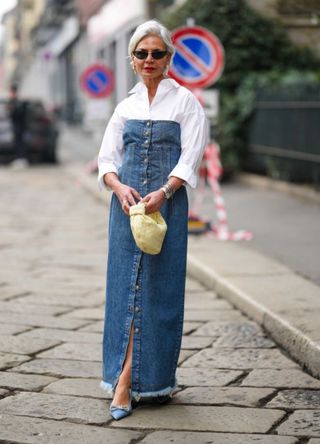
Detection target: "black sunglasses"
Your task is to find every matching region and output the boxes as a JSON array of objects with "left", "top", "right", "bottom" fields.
[{"left": 133, "top": 50, "right": 168, "bottom": 60}]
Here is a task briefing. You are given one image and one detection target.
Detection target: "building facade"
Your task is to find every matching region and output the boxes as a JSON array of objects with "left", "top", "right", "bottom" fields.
[{"left": 247, "top": 0, "right": 320, "bottom": 56}]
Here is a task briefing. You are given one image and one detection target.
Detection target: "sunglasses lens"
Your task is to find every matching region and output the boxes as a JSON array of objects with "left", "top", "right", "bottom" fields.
[
  {"left": 133, "top": 50, "right": 168, "bottom": 60},
  {"left": 152, "top": 51, "right": 167, "bottom": 59},
  {"left": 133, "top": 51, "right": 148, "bottom": 59}
]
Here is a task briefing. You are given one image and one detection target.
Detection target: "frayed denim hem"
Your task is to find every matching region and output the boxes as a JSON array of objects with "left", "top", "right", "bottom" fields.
[
  {"left": 100, "top": 379, "right": 178, "bottom": 402},
  {"left": 132, "top": 383, "right": 178, "bottom": 401},
  {"left": 100, "top": 380, "right": 114, "bottom": 395}
]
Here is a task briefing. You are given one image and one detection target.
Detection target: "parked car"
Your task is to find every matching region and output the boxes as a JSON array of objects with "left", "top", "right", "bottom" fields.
[{"left": 0, "top": 98, "right": 58, "bottom": 163}]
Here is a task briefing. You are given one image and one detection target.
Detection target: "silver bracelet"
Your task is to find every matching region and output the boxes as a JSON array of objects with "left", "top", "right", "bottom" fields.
[{"left": 160, "top": 181, "right": 175, "bottom": 199}]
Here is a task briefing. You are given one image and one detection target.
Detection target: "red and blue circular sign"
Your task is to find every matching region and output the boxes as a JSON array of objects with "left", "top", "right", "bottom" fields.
[
  {"left": 168, "top": 26, "right": 225, "bottom": 89},
  {"left": 80, "top": 63, "right": 114, "bottom": 98}
]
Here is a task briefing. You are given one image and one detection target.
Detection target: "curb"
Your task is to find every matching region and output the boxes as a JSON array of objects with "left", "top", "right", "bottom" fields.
[
  {"left": 236, "top": 173, "right": 320, "bottom": 205},
  {"left": 69, "top": 165, "right": 320, "bottom": 380},
  {"left": 187, "top": 254, "right": 320, "bottom": 379}
]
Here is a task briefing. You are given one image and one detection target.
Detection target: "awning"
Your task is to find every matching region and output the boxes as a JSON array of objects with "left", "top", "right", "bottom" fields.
[{"left": 45, "top": 17, "right": 80, "bottom": 57}]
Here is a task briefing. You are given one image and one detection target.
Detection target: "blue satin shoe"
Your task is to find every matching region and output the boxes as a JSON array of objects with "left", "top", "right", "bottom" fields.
[{"left": 109, "top": 389, "right": 132, "bottom": 421}]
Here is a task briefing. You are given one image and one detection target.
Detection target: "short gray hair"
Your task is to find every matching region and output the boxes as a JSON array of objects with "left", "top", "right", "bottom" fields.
[{"left": 128, "top": 20, "right": 175, "bottom": 58}]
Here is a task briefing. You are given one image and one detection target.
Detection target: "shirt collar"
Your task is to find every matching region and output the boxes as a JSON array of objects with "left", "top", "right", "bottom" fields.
[{"left": 128, "top": 78, "right": 180, "bottom": 95}]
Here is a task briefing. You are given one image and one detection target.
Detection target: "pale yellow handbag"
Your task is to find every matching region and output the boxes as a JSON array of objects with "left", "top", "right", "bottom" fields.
[{"left": 129, "top": 202, "right": 167, "bottom": 255}]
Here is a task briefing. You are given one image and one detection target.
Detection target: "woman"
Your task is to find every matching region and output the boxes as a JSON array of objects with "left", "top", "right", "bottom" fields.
[{"left": 98, "top": 20, "right": 207, "bottom": 420}]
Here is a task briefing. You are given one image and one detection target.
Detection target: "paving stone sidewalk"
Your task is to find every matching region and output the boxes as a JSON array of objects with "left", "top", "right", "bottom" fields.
[{"left": 0, "top": 165, "right": 319, "bottom": 444}]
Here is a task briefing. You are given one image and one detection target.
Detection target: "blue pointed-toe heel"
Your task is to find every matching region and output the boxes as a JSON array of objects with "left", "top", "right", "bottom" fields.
[{"left": 109, "top": 389, "right": 132, "bottom": 421}]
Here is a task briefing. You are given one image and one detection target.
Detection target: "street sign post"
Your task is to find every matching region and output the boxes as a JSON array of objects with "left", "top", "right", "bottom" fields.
[
  {"left": 168, "top": 26, "right": 224, "bottom": 89},
  {"left": 80, "top": 63, "right": 114, "bottom": 98}
]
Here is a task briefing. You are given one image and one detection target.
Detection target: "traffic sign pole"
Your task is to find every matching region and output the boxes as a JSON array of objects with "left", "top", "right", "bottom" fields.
[{"left": 173, "top": 26, "right": 251, "bottom": 240}]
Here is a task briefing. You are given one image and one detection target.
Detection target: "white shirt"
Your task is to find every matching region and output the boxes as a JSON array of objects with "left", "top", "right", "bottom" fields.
[{"left": 98, "top": 78, "right": 208, "bottom": 189}]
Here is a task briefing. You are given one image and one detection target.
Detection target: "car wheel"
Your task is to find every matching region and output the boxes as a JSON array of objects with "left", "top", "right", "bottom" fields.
[{"left": 43, "top": 144, "right": 57, "bottom": 163}]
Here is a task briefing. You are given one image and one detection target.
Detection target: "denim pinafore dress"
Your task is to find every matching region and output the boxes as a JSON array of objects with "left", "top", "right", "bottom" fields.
[{"left": 101, "top": 119, "right": 188, "bottom": 401}]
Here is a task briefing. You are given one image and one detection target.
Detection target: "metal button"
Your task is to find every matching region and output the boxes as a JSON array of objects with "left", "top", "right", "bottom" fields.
[
  {"left": 144, "top": 140, "right": 148, "bottom": 145},
  {"left": 135, "top": 327, "right": 139, "bottom": 333},
  {"left": 135, "top": 306, "right": 140, "bottom": 312},
  {"left": 144, "top": 158, "right": 148, "bottom": 163},
  {"left": 147, "top": 121, "right": 150, "bottom": 126},
  {"left": 143, "top": 180, "right": 147, "bottom": 185},
  {"left": 135, "top": 285, "right": 139, "bottom": 290}
]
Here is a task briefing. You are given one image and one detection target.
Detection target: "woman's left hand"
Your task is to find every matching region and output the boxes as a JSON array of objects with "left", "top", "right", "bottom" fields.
[{"left": 141, "top": 190, "right": 166, "bottom": 214}]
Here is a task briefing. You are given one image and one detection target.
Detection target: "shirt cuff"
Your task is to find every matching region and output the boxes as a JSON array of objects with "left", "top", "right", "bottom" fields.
[
  {"left": 169, "top": 163, "right": 197, "bottom": 188},
  {"left": 97, "top": 163, "right": 118, "bottom": 190}
]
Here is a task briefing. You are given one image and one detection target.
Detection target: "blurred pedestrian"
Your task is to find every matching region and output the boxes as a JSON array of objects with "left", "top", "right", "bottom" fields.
[
  {"left": 98, "top": 20, "right": 207, "bottom": 421},
  {"left": 7, "top": 84, "right": 28, "bottom": 168}
]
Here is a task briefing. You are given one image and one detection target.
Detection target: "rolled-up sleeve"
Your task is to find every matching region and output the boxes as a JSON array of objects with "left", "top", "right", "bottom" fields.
[
  {"left": 169, "top": 95, "right": 208, "bottom": 188},
  {"left": 97, "top": 109, "right": 124, "bottom": 190}
]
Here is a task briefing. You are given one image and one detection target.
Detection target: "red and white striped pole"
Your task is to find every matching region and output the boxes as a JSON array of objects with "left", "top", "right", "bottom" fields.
[
  {"left": 205, "top": 144, "right": 252, "bottom": 240},
  {"left": 191, "top": 87, "right": 252, "bottom": 240}
]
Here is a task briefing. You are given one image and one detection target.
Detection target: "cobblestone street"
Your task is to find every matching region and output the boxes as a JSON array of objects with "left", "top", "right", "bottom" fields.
[{"left": 0, "top": 165, "right": 319, "bottom": 443}]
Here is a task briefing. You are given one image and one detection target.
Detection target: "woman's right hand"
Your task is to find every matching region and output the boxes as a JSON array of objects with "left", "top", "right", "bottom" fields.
[
  {"left": 114, "top": 183, "right": 141, "bottom": 216},
  {"left": 103, "top": 173, "right": 141, "bottom": 215}
]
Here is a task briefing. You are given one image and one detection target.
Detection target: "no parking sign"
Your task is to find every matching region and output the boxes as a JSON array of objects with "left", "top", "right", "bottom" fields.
[
  {"left": 80, "top": 63, "right": 114, "bottom": 98},
  {"left": 168, "top": 26, "right": 224, "bottom": 89}
]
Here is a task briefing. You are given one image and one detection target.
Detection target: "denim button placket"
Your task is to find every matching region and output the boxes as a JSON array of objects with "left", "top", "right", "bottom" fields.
[{"left": 143, "top": 127, "right": 149, "bottom": 188}]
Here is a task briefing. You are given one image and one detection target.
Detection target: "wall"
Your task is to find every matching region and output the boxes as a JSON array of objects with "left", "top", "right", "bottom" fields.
[{"left": 247, "top": 0, "right": 320, "bottom": 56}]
